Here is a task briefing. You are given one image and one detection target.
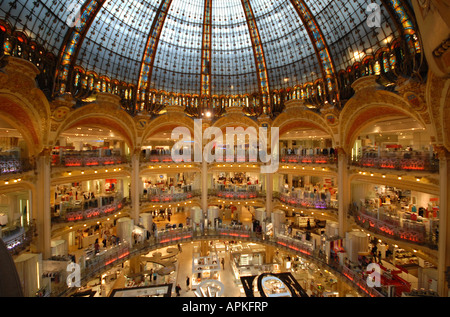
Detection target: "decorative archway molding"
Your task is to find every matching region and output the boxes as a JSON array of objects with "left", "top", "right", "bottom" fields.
[
  {"left": 339, "top": 76, "right": 431, "bottom": 154},
  {"left": 0, "top": 57, "right": 53, "bottom": 154},
  {"left": 50, "top": 94, "right": 137, "bottom": 150},
  {"left": 272, "top": 100, "right": 336, "bottom": 145}
]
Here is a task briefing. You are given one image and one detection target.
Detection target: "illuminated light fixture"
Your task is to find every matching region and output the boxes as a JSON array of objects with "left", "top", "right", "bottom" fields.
[
  {"left": 302, "top": 167, "right": 305, "bottom": 170},
  {"left": 322, "top": 168, "right": 325, "bottom": 171},
  {"left": 359, "top": 171, "right": 362, "bottom": 174},
  {"left": 17, "top": 179, "right": 21, "bottom": 182},
  {"left": 114, "top": 169, "right": 116, "bottom": 172},
  {"left": 94, "top": 170, "right": 98, "bottom": 173},
  {"left": 382, "top": 174, "right": 386, "bottom": 178},
  {"left": 416, "top": 177, "right": 421, "bottom": 182},
  {"left": 4, "top": 181, "right": 9, "bottom": 185},
  {"left": 105, "top": 170, "right": 108, "bottom": 172},
  {"left": 370, "top": 173, "right": 374, "bottom": 177},
  {"left": 84, "top": 224, "right": 86, "bottom": 227},
  {"left": 398, "top": 176, "right": 402, "bottom": 180},
  {"left": 81, "top": 171, "right": 84, "bottom": 174},
  {"left": 205, "top": 111, "right": 211, "bottom": 118},
  {"left": 68, "top": 172, "right": 72, "bottom": 176},
  {"left": 13, "top": 180, "right": 17, "bottom": 183}
]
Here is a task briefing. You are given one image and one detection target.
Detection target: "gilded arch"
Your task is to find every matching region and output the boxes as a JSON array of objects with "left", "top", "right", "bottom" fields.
[
  {"left": 272, "top": 103, "right": 336, "bottom": 144},
  {"left": 140, "top": 111, "right": 195, "bottom": 144},
  {"left": 340, "top": 89, "right": 429, "bottom": 154},
  {"left": 51, "top": 102, "right": 137, "bottom": 149}
]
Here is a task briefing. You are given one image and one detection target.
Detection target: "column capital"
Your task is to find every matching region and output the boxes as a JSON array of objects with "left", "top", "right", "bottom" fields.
[
  {"left": 335, "top": 146, "right": 348, "bottom": 157},
  {"left": 434, "top": 145, "right": 450, "bottom": 160},
  {"left": 38, "top": 147, "right": 52, "bottom": 157}
]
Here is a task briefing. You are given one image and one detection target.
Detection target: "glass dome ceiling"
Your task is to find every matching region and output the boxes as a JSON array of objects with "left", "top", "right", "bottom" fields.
[{"left": 1, "top": 0, "right": 400, "bottom": 96}]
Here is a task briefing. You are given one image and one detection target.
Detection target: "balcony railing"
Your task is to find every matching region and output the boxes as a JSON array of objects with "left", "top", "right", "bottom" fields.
[
  {"left": 2, "top": 221, "right": 36, "bottom": 255},
  {"left": 210, "top": 189, "right": 260, "bottom": 200},
  {"left": 0, "top": 157, "right": 35, "bottom": 176},
  {"left": 353, "top": 208, "right": 438, "bottom": 249},
  {"left": 140, "top": 190, "right": 200, "bottom": 203},
  {"left": 52, "top": 155, "right": 129, "bottom": 168},
  {"left": 280, "top": 154, "right": 336, "bottom": 165},
  {"left": 51, "top": 198, "right": 128, "bottom": 224},
  {"left": 54, "top": 226, "right": 384, "bottom": 298},
  {"left": 278, "top": 193, "right": 338, "bottom": 211},
  {"left": 350, "top": 153, "right": 439, "bottom": 173}
]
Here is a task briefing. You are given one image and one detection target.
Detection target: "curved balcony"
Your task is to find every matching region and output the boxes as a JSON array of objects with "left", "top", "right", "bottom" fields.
[
  {"left": 52, "top": 155, "right": 129, "bottom": 168},
  {"left": 2, "top": 221, "right": 36, "bottom": 255},
  {"left": 280, "top": 154, "right": 336, "bottom": 165},
  {"left": 0, "top": 157, "right": 34, "bottom": 177},
  {"left": 141, "top": 152, "right": 195, "bottom": 164},
  {"left": 350, "top": 153, "right": 439, "bottom": 173},
  {"left": 140, "top": 190, "right": 200, "bottom": 204},
  {"left": 352, "top": 207, "right": 438, "bottom": 250},
  {"left": 51, "top": 197, "right": 128, "bottom": 224},
  {"left": 278, "top": 193, "right": 338, "bottom": 212},
  {"left": 56, "top": 226, "right": 384, "bottom": 298},
  {"left": 210, "top": 189, "right": 260, "bottom": 200}
]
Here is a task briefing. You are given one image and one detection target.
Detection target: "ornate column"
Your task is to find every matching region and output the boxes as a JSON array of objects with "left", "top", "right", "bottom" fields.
[
  {"left": 201, "top": 159, "right": 208, "bottom": 213},
  {"left": 337, "top": 147, "right": 350, "bottom": 237},
  {"left": 130, "top": 149, "right": 141, "bottom": 223},
  {"left": 436, "top": 146, "right": 450, "bottom": 296},
  {"left": 34, "top": 148, "right": 52, "bottom": 259},
  {"left": 266, "top": 171, "right": 274, "bottom": 213}
]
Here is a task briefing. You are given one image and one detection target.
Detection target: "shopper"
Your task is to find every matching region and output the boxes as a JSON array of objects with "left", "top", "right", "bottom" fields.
[
  {"left": 178, "top": 243, "right": 182, "bottom": 252},
  {"left": 175, "top": 284, "right": 181, "bottom": 297},
  {"left": 186, "top": 276, "right": 190, "bottom": 290},
  {"left": 221, "top": 258, "right": 225, "bottom": 270},
  {"left": 94, "top": 239, "right": 100, "bottom": 254}
]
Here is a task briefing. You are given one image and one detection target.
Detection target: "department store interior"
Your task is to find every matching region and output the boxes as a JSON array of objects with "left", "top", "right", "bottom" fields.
[{"left": 0, "top": 0, "right": 449, "bottom": 299}]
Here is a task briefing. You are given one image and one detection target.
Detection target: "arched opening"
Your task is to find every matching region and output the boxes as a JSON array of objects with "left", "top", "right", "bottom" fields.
[
  {"left": 50, "top": 119, "right": 133, "bottom": 231},
  {"left": 349, "top": 116, "right": 437, "bottom": 173},
  {"left": 140, "top": 123, "right": 199, "bottom": 214}
]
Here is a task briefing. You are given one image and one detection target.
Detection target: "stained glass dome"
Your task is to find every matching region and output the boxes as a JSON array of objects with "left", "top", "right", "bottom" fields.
[{"left": 0, "top": 0, "right": 420, "bottom": 107}]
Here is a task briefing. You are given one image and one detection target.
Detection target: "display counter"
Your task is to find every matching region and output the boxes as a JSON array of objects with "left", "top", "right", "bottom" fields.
[{"left": 191, "top": 254, "right": 221, "bottom": 290}]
